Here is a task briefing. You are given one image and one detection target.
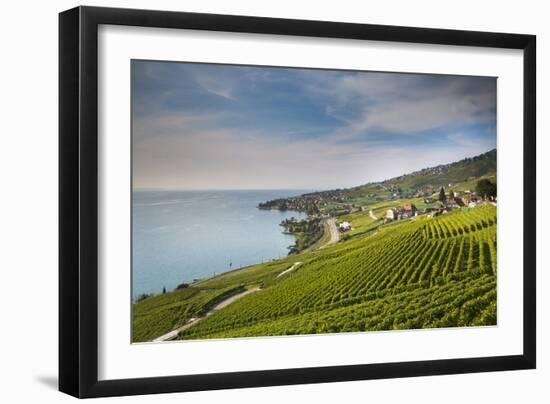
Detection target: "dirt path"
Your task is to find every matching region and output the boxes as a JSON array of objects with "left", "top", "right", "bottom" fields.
[
  {"left": 211, "top": 287, "right": 260, "bottom": 311},
  {"left": 153, "top": 287, "right": 260, "bottom": 342},
  {"left": 277, "top": 262, "right": 302, "bottom": 278},
  {"left": 369, "top": 210, "right": 378, "bottom": 220}
]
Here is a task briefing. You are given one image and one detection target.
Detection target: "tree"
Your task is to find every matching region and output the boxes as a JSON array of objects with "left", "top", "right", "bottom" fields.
[
  {"left": 475, "top": 179, "right": 497, "bottom": 199},
  {"left": 439, "top": 187, "right": 447, "bottom": 202},
  {"left": 162, "top": 286, "right": 166, "bottom": 294},
  {"left": 448, "top": 188, "right": 455, "bottom": 200},
  {"left": 136, "top": 293, "right": 150, "bottom": 302}
]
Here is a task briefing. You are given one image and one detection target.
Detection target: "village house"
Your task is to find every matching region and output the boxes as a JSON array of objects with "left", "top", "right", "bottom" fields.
[
  {"left": 338, "top": 222, "right": 352, "bottom": 232},
  {"left": 425, "top": 206, "right": 449, "bottom": 218},
  {"left": 386, "top": 207, "right": 401, "bottom": 220},
  {"left": 463, "top": 193, "right": 483, "bottom": 207},
  {"left": 402, "top": 203, "right": 418, "bottom": 218},
  {"left": 446, "top": 197, "right": 465, "bottom": 209},
  {"left": 385, "top": 203, "right": 417, "bottom": 221}
]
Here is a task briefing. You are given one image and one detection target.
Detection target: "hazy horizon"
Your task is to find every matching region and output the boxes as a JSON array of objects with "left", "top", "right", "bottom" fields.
[
  {"left": 132, "top": 146, "right": 495, "bottom": 193},
  {"left": 132, "top": 61, "right": 496, "bottom": 190}
]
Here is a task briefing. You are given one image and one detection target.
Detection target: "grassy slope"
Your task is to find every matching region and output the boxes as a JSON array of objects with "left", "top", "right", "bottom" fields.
[
  {"left": 173, "top": 204, "right": 497, "bottom": 340},
  {"left": 336, "top": 200, "right": 399, "bottom": 236},
  {"left": 132, "top": 285, "right": 242, "bottom": 342},
  {"left": 133, "top": 259, "right": 301, "bottom": 341}
]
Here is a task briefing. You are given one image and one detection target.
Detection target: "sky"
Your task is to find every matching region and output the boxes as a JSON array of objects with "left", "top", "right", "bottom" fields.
[{"left": 132, "top": 60, "right": 496, "bottom": 191}]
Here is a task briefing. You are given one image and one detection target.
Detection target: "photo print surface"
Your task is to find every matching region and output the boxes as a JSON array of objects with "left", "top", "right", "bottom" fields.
[{"left": 131, "top": 60, "right": 497, "bottom": 343}]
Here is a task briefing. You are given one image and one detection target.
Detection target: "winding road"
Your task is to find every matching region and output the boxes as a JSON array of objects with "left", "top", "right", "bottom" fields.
[
  {"left": 324, "top": 217, "right": 340, "bottom": 246},
  {"left": 153, "top": 287, "right": 260, "bottom": 342}
]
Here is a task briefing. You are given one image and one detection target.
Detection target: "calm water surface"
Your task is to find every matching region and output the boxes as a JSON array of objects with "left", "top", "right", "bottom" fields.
[{"left": 132, "top": 190, "right": 307, "bottom": 299}]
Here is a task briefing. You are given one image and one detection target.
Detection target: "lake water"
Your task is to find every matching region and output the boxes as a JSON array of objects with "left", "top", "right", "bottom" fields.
[{"left": 132, "top": 190, "right": 307, "bottom": 300}]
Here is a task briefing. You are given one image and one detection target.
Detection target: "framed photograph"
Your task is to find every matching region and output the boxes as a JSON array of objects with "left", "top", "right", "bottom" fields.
[{"left": 59, "top": 6, "right": 536, "bottom": 398}]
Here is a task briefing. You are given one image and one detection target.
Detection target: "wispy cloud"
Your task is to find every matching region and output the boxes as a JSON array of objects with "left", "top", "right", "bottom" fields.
[
  {"left": 132, "top": 61, "right": 496, "bottom": 190},
  {"left": 317, "top": 73, "right": 496, "bottom": 141},
  {"left": 194, "top": 71, "right": 238, "bottom": 101}
]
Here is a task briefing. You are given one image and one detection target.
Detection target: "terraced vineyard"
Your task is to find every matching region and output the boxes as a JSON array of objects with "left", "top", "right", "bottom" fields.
[{"left": 171, "top": 204, "right": 497, "bottom": 340}]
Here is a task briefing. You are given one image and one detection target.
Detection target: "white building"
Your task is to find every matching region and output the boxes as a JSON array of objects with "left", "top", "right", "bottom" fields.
[{"left": 339, "top": 222, "right": 352, "bottom": 232}]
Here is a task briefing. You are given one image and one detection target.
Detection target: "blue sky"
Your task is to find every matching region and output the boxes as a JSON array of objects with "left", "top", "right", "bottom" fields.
[{"left": 132, "top": 60, "right": 496, "bottom": 190}]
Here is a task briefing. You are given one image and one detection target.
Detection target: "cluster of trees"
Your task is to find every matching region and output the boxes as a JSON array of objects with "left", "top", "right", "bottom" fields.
[
  {"left": 258, "top": 198, "right": 320, "bottom": 215},
  {"left": 475, "top": 179, "right": 497, "bottom": 199},
  {"left": 136, "top": 293, "right": 152, "bottom": 302},
  {"left": 439, "top": 187, "right": 447, "bottom": 202},
  {"left": 437, "top": 187, "right": 456, "bottom": 202},
  {"left": 437, "top": 178, "right": 496, "bottom": 203},
  {"left": 281, "top": 217, "right": 324, "bottom": 254}
]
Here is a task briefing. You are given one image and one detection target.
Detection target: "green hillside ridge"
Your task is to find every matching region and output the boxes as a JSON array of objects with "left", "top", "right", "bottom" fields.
[
  {"left": 258, "top": 149, "right": 496, "bottom": 213},
  {"left": 353, "top": 148, "right": 496, "bottom": 196}
]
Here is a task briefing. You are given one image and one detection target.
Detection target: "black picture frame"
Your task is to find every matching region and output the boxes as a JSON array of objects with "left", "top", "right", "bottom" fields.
[{"left": 59, "top": 5, "right": 536, "bottom": 398}]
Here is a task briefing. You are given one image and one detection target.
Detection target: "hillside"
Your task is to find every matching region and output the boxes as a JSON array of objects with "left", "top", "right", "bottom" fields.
[
  {"left": 374, "top": 149, "right": 494, "bottom": 189},
  {"left": 133, "top": 203, "right": 497, "bottom": 341},
  {"left": 177, "top": 205, "right": 496, "bottom": 339},
  {"left": 347, "top": 148, "right": 496, "bottom": 198},
  {"left": 258, "top": 149, "right": 496, "bottom": 212}
]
